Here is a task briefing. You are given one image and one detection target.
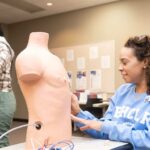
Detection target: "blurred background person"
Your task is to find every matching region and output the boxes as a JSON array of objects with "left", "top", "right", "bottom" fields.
[{"left": 0, "top": 29, "right": 16, "bottom": 148}]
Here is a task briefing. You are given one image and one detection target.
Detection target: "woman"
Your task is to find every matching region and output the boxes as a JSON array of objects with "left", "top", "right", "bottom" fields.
[
  {"left": 71, "top": 35, "right": 150, "bottom": 150},
  {"left": 0, "top": 30, "right": 16, "bottom": 147}
]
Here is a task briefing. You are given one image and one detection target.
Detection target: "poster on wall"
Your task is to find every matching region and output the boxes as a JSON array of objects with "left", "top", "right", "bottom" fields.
[
  {"left": 61, "top": 58, "right": 65, "bottom": 65},
  {"left": 89, "top": 46, "right": 99, "bottom": 59},
  {"left": 101, "top": 55, "right": 110, "bottom": 69},
  {"left": 66, "top": 49, "right": 74, "bottom": 61},
  {"left": 67, "top": 71, "right": 73, "bottom": 89},
  {"left": 75, "top": 71, "right": 87, "bottom": 91},
  {"left": 89, "top": 70, "right": 101, "bottom": 91},
  {"left": 77, "top": 57, "right": 85, "bottom": 70}
]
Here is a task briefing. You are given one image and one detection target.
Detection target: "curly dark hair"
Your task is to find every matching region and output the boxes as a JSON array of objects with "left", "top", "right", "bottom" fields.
[{"left": 124, "top": 35, "right": 150, "bottom": 94}]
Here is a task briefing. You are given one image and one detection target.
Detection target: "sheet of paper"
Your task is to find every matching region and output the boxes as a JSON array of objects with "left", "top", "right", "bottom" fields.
[
  {"left": 89, "top": 46, "right": 99, "bottom": 59},
  {"left": 76, "top": 71, "right": 87, "bottom": 90},
  {"left": 79, "top": 92, "right": 88, "bottom": 104},
  {"left": 66, "top": 49, "right": 74, "bottom": 61},
  {"left": 61, "top": 58, "right": 65, "bottom": 65},
  {"left": 101, "top": 55, "right": 110, "bottom": 69},
  {"left": 77, "top": 57, "right": 85, "bottom": 69},
  {"left": 89, "top": 70, "right": 101, "bottom": 90},
  {"left": 67, "top": 71, "right": 72, "bottom": 89}
]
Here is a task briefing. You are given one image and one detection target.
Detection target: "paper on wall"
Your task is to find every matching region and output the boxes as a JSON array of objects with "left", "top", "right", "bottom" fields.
[
  {"left": 89, "top": 70, "right": 101, "bottom": 90},
  {"left": 61, "top": 58, "right": 65, "bottom": 65},
  {"left": 77, "top": 57, "right": 85, "bottom": 70},
  {"left": 67, "top": 71, "right": 72, "bottom": 89},
  {"left": 89, "top": 46, "right": 99, "bottom": 59},
  {"left": 101, "top": 55, "right": 110, "bottom": 69},
  {"left": 76, "top": 71, "right": 87, "bottom": 90},
  {"left": 66, "top": 49, "right": 74, "bottom": 61}
]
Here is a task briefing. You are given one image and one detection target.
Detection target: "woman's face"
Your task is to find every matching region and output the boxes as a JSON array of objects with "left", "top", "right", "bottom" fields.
[{"left": 119, "top": 47, "right": 146, "bottom": 83}]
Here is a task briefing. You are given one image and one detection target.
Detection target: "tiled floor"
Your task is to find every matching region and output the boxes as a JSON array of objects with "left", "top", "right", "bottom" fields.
[{"left": 8, "top": 121, "right": 87, "bottom": 146}]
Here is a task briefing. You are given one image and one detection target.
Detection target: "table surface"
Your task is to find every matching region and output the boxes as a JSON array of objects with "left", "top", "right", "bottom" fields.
[{"left": 0, "top": 136, "right": 129, "bottom": 150}]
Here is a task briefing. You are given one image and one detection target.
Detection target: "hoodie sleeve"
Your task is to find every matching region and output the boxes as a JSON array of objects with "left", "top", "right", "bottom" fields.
[
  {"left": 75, "top": 96, "right": 116, "bottom": 139},
  {"left": 100, "top": 119, "right": 150, "bottom": 150},
  {"left": 75, "top": 110, "right": 109, "bottom": 139}
]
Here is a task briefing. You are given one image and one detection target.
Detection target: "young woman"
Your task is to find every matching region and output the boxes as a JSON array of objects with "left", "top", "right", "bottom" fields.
[{"left": 71, "top": 35, "right": 150, "bottom": 150}]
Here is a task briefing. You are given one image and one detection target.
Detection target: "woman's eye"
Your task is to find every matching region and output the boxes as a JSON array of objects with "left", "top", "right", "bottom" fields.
[
  {"left": 122, "top": 62, "right": 127, "bottom": 65},
  {"left": 121, "top": 60, "right": 128, "bottom": 65}
]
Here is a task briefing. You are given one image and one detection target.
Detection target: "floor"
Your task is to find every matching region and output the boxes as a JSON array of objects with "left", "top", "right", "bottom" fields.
[
  {"left": 8, "top": 121, "right": 87, "bottom": 146},
  {"left": 8, "top": 121, "right": 27, "bottom": 145}
]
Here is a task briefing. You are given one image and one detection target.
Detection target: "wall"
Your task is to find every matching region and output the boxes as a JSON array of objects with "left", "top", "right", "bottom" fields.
[
  {"left": 7, "top": 0, "right": 150, "bottom": 119},
  {"left": 51, "top": 41, "right": 115, "bottom": 93}
]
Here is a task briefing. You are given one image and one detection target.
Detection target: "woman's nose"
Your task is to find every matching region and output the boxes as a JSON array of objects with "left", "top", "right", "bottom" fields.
[{"left": 118, "top": 64, "right": 123, "bottom": 71}]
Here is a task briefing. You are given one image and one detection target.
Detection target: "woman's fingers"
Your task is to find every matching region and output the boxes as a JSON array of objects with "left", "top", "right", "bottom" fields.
[
  {"left": 80, "top": 125, "right": 90, "bottom": 131},
  {"left": 71, "top": 115, "right": 90, "bottom": 131},
  {"left": 71, "top": 114, "right": 102, "bottom": 131},
  {"left": 71, "top": 114, "right": 87, "bottom": 124}
]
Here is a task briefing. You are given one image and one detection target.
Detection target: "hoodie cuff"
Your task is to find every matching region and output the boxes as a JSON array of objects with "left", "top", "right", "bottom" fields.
[
  {"left": 76, "top": 110, "right": 96, "bottom": 120},
  {"left": 100, "top": 120, "right": 113, "bottom": 134}
]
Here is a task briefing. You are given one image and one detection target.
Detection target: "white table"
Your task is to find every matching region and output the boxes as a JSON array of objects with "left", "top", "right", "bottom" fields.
[{"left": 0, "top": 136, "right": 130, "bottom": 150}]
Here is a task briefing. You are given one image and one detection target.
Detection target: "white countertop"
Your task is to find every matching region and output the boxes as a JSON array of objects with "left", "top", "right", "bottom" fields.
[{"left": 0, "top": 136, "right": 129, "bottom": 150}]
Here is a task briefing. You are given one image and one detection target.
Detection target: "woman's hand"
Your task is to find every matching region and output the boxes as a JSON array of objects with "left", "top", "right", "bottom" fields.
[
  {"left": 71, "top": 93, "right": 81, "bottom": 115},
  {"left": 71, "top": 114, "right": 103, "bottom": 131}
]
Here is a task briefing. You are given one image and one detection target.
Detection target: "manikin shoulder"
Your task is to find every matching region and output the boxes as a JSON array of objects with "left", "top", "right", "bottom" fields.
[{"left": 15, "top": 49, "right": 43, "bottom": 82}]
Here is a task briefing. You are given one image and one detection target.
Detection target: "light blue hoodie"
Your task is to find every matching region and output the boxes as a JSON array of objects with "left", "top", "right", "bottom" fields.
[{"left": 75, "top": 83, "right": 150, "bottom": 150}]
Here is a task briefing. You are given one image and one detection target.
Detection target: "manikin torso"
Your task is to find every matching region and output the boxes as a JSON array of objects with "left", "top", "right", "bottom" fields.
[{"left": 15, "top": 32, "right": 71, "bottom": 150}]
